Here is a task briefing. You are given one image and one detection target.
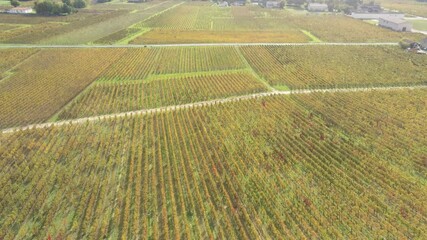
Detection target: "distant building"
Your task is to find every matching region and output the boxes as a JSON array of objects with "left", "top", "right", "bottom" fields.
[
  {"left": 128, "top": 0, "right": 150, "bottom": 3},
  {"left": 231, "top": 0, "right": 246, "bottom": 6},
  {"left": 7, "top": 7, "right": 32, "bottom": 14},
  {"left": 260, "top": 0, "right": 283, "bottom": 9},
  {"left": 307, "top": 3, "right": 328, "bottom": 12},
  {"left": 379, "top": 17, "right": 412, "bottom": 32},
  {"left": 218, "top": 1, "right": 229, "bottom": 7},
  {"left": 359, "top": 3, "right": 382, "bottom": 13}
]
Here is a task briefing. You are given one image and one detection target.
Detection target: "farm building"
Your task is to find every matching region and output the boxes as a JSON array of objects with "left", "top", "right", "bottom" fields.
[
  {"left": 260, "top": 0, "right": 283, "bottom": 9},
  {"left": 231, "top": 0, "right": 246, "bottom": 6},
  {"left": 307, "top": 3, "right": 328, "bottom": 12},
  {"left": 357, "top": 2, "right": 383, "bottom": 13},
  {"left": 218, "top": 1, "right": 229, "bottom": 7},
  {"left": 7, "top": 7, "right": 32, "bottom": 14},
  {"left": 379, "top": 17, "right": 412, "bottom": 32},
  {"left": 128, "top": 0, "right": 149, "bottom": 3}
]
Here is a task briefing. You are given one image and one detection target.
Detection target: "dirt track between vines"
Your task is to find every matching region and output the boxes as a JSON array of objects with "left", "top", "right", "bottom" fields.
[{"left": 2, "top": 85, "right": 425, "bottom": 134}]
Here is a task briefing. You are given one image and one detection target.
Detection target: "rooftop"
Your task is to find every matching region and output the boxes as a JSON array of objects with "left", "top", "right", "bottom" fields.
[{"left": 10, "top": 7, "right": 33, "bottom": 10}]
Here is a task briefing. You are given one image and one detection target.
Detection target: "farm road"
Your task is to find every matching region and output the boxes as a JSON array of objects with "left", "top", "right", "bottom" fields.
[
  {"left": 1, "top": 85, "right": 425, "bottom": 134},
  {"left": 0, "top": 42, "right": 399, "bottom": 49}
]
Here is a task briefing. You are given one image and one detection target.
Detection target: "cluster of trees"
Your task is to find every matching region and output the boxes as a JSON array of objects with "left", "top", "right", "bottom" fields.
[
  {"left": 97, "top": 0, "right": 112, "bottom": 3},
  {"left": 10, "top": 0, "right": 20, "bottom": 7},
  {"left": 34, "top": 0, "right": 86, "bottom": 15},
  {"left": 287, "top": 0, "right": 364, "bottom": 12}
]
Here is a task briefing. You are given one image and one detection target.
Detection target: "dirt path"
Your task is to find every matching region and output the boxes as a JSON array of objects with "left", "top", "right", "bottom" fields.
[
  {"left": 2, "top": 85, "right": 425, "bottom": 134},
  {"left": 0, "top": 42, "right": 399, "bottom": 49}
]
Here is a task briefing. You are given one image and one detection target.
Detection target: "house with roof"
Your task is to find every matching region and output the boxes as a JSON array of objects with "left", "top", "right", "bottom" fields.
[
  {"left": 259, "top": 0, "right": 283, "bottom": 9},
  {"left": 307, "top": 3, "right": 328, "bottom": 12},
  {"left": 7, "top": 7, "right": 32, "bottom": 14},
  {"left": 379, "top": 17, "right": 412, "bottom": 32}
]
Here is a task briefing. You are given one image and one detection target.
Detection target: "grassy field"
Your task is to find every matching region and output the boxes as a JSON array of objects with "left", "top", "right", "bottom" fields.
[
  {"left": 241, "top": 45, "right": 427, "bottom": 89},
  {"left": 378, "top": 0, "right": 427, "bottom": 17},
  {"left": 409, "top": 19, "right": 427, "bottom": 31},
  {"left": 0, "top": 89, "right": 426, "bottom": 239}
]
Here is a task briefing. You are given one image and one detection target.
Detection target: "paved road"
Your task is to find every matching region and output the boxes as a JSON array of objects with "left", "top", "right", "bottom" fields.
[
  {"left": 0, "top": 42, "right": 399, "bottom": 49},
  {"left": 1, "top": 85, "right": 425, "bottom": 134}
]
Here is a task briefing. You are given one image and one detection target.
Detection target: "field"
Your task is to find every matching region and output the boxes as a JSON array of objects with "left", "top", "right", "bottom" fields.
[
  {"left": 286, "top": 15, "right": 422, "bottom": 42},
  {"left": 0, "top": 1, "right": 181, "bottom": 44},
  {"left": 1, "top": 45, "right": 426, "bottom": 128},
  {"left": 1, "top": 1, "right": 427, "bottom": 239},
  {"left": 409, "top": 19, "right": 427, "bottom": 31},
  {"left": 0, "top": 89, "right": 426, "bottom": 239},
  {"left": 378, "top": 0, "right": 427, "bottom": 17},
  {"left": 0, "top": 48, "right": 126, "bottom": 128},
  {"left": 131, "top": 30, "right": 310, "bottom": 44},
  {"left": 57, "top": 71, "right": 268, "bottom": 119},
  {"left": 129, "top": 3, "right": 422, "bottom": 44},
  {"left": 241, "top": 45, "right": 427, "bottom": 89},
  {"left": 0, "top": 48, "right": 38, "bottom": 75},
  {"left": 1, "top": 1, "right": 422, "bottom": 45},
  {"left": 98, "top": 47, "right": 246, "bottom": 81}
]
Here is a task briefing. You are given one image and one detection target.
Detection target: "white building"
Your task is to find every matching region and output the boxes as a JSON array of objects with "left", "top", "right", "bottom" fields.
[
  {"left": 218, "top": 1, "right": 229, "bottom": 7},
  {"left": 7, "top": 7, "right": 33, "bottom": 14},
  {"left": 350, "top": 12, "right": 405, "bottom": 20},
  {"left": 379, "top": 17, "right": 412, "bottom": 32},
  {"left": 260, "top": 1, "right": 282, "bottom": 9},
  {"left": 307, "top": 3, "right": 328, "bottom": 12}
]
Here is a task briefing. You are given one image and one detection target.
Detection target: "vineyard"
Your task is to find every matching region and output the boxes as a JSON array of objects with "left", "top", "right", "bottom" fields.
[
  {"left": 1, "top": 45, "right": 426, "bottom": 128},
  {"left": 241, "top": 45, "right": 427, "bottom": 89},
  {"left": 57, "top": 72, "right": 268, "bottom": 119},
  {"left": 292, "top": 90, "right": 427, "bottom": 175},
  {"left": 0, "top": 89, "right": 426, "bottom": 239},
  {"left": 0, "top": 1, "right": 180, "bottom": 44},
  {"left": 286, "top": 15, "right": 423, "bottom": 42},
  {"left": 131, "top": 29, "right": 309, "bottom": 44},
  {"left": 0, "top": 1, "right": 423, "bottom": 44},
  {"left": 0, "top": 48, "right": 38, "bottom": 76},
  {"left": 1, "top": 0, "right": 426, "bottom": 238},
  {"left": 128, "top": 2, "right": 422, "bottom": 44},
  {"left": 0, "top": 48, "right": 126, "bottom": 129},
  {"left": 98, "top": 47, "right": 246, "bottom": 81},
  {"left": 0, "top": 11, "right": 124, "bottom": 44}
]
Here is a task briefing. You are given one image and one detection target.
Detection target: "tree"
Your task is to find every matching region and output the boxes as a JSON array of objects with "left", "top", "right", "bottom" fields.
[
  {"left": 34, "top": 0, "right": 75, "bottom": 15},
  {"left": 10, "top": 0, "right": 20, "bottom": 7},
  {"left": 73, "top": 0, "right": 86, "bottom": 8},
  {"left": 34, "top": 1, "right": 55, "bottom": 15},
  {"left": 61, "top": 3, "right": 73, "bottom": 14},
  {"left": 62, "top": 0, "right": 71, "bottom": 5}
]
